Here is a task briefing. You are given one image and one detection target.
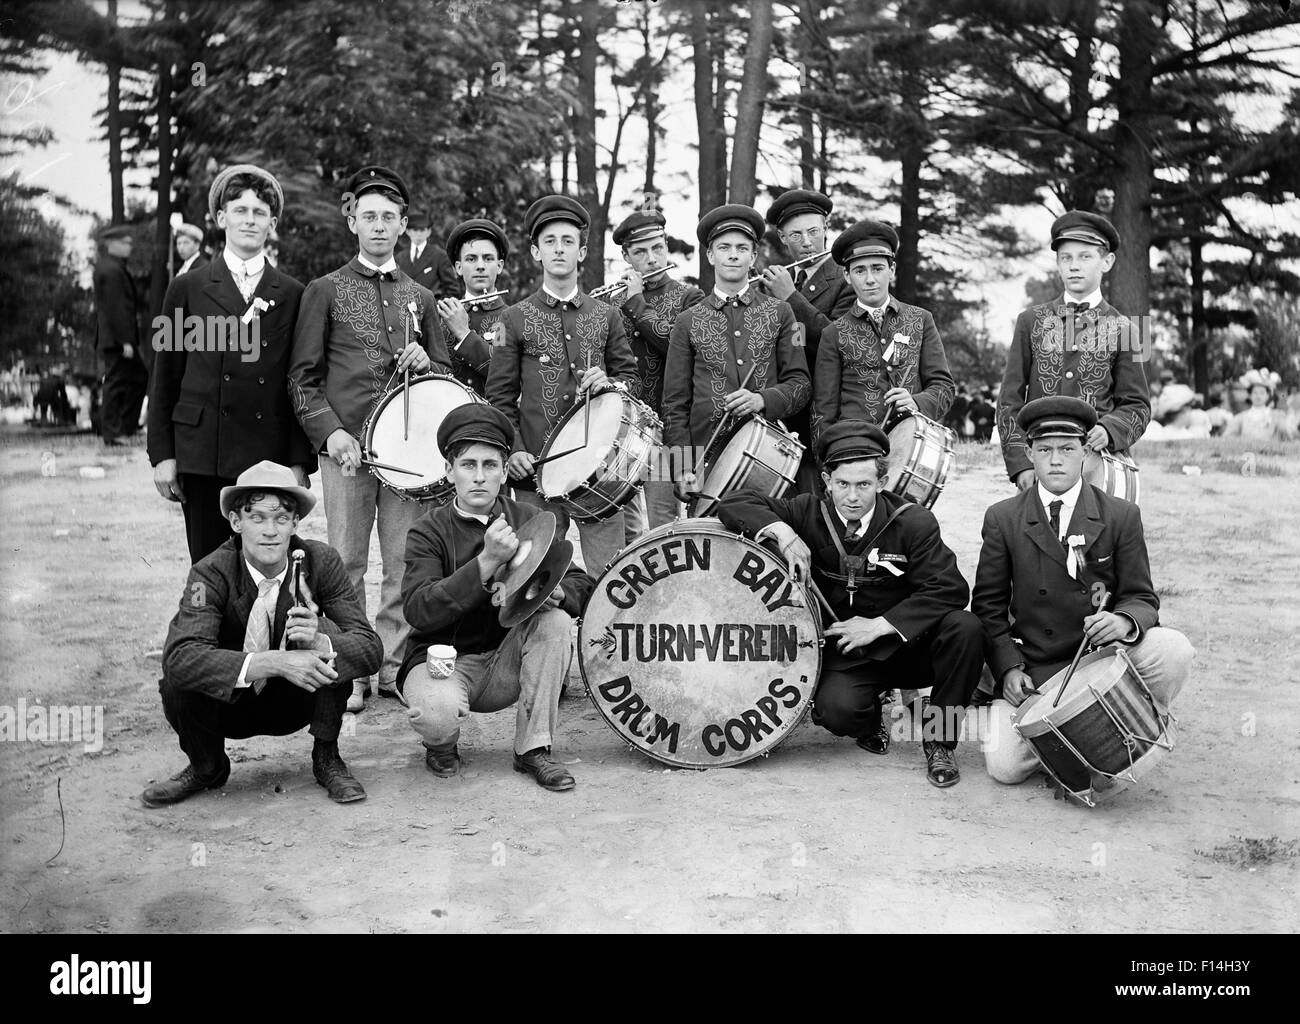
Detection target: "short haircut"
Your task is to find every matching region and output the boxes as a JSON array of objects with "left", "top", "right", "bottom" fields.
[
  {"left": 533, "top": 223, "right": 588, "bottom": 248},
  {"left": 825, "top": 455, "right": 889, "bottom": 480},
  {"left": 220, "top": 173, "right": 281, "bottom": 218},
  {"left": 236, "top": 490, "right": 299, "bottom": 516},
  {"left": 456, "top": 237, "right": 502, "bottom": 262},
  {"left": 447, "top": 439, "right": 508, "bottom": 463}
]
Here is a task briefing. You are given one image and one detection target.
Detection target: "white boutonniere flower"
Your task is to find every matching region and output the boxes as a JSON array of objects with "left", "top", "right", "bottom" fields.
[
  {"left": 882, "top": 332, "right": 910, "bottom": 364},
  {"left": 241, "top": 297, "right": 275, "bottom": 324}
]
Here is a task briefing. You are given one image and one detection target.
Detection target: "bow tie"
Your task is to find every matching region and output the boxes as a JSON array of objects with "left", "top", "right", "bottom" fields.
[{"left": 1066, "top": 301, "right": 1090, "bottom": 312}]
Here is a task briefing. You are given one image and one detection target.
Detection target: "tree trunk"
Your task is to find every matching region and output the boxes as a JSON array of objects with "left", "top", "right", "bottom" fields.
[
  {"left": 106, "top": 0, "right": 124, "bottom": 225},
  {"left": 640, "top": 8, "right": 658, "bottom": 196},
  {"left": 151, "top": 53, "right": 173, "bottom": 327},
  {"left": 574, "top": 0, "right": 604, "bottom": 290},
  {"left": 796, "top": 0, "right": 816, "bottom": 189},
  {"left": 1110, "top": 0, "right": 1158, "bottom": 316},
  {"left": 691, "top": 4, "right": 723, "bottom": 291},
  {"left": 896, "top": 68, "right": 924, "bottom": 304},
  {"left": 1189, "top": 233, "right": 1208, "bottom": 395},
  {"left": 728, "top": 0, "right": 774, "bottom": 205}
]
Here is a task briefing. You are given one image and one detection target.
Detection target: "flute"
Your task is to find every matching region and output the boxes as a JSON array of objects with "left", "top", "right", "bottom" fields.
[
  {"left": 590, "top": 262, "right": 679, "bottom": 299},
  {"left": 747, "top": 248, "right": 832, "bottom": 285},
  {"left": 460, "top": 289, "right": 508, "bottom": 307}
]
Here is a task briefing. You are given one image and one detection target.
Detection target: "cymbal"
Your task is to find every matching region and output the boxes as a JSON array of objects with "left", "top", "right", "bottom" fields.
[{"left": 499, "top": 538, "right": 573, "bottom": 628}]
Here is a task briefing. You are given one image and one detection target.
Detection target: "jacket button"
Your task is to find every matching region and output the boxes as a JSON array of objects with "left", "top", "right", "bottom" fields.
[
  {"left": 734, "top": 331, "right": 741, "bottom": 337},
  {"left": 221, "top": 408, "right": 229, "bottom": 417},
  {"left": 1045, "top": 628, "right": 1054, "bottom": 636},
  {"left": 223, "top": 373, "right": 230, "bottom": 381},
  {"left": 256, "top": 412, "right": 263, "bottom": 420},
  {"left": 258, "top": 377, "right": 265, "bottom": 384},
  {"left": 383, "top": 300, "right": 389, "bottom": 307},
  {"left": 388, "top": 325, "right": 394, "bottom": 332},
  {"left": 1038, "top": 588, "right": 1047, "bottom": 595},
  {"left": 1065, "top": 371, "right": 1074, "bottom": 379}
]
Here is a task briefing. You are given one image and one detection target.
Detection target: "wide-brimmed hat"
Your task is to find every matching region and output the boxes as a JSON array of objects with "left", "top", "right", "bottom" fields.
[{"left": 219, "top": 460, "right": 316, "bottom": 518}]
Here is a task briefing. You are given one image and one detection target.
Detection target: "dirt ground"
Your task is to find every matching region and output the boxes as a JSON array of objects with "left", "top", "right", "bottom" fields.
[{"left": 1, "top": 429, "right": 1296, "bottom": 933}]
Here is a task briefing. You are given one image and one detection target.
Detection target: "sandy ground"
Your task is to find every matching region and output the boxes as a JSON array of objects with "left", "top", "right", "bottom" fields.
[{"left": 0, "top": 430, "right": 1297, "bottom": 933}]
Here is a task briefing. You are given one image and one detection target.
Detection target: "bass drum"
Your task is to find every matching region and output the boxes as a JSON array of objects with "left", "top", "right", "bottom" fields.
[{"left": 579, "top": 519, "right": 821, "bottom": 768}]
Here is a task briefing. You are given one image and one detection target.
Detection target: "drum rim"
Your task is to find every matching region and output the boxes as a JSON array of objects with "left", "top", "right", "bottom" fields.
[
  {"left": 535, "top": 389, "right": 661, "bottom": 503},
  {"left": 361, "top": 373, "right": 484, "bottom": 497},
  {"left": 687, "top": 417, "right": 803, "bottom": 517},
  {"left": 578, "top": 523, "right": 821, "bottom": 769}
]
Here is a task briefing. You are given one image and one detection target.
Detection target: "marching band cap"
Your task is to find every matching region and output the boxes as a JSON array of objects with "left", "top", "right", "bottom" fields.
[
  {"left": 98, "top": 224, "right": 133, "bottom": 242},
  {"left": 219, "top": 460, "right": 317, "bottom": 518},
  {"left": 1017, "top": 396, "right": 1098, "bottom": 439},
  {"left": 697, "top": 204, "right": 765, "bottom": 246},
  {"left": 208, "top": 163, "right": 285, "bottom": 222},
  {"left": 1050, "top": 210, "right": 1120, "bottom": 253},
  {"left": 406, "top": 212, "right": 430, "bottom": 230},
  {"left": 832, "top": 219, "right": 899, "bottom": 266},
  {"left": 816, "top": 419, "right": 891, "bottom": 467},
  {"left": 765, "top": 188, "right": 832, "bottom": 227},
  {"left": 612, "top": 209, "right": 667, "bottom": 247},
  {"left": 447, "top": 218, "right": 509, "bottom": 261},
  {"left": 344, "top": 165, "right": 410, "bottom": 209},
  {"left": 437, "top": 404, "right": 515, "bottom": 457},
  {"left": 175, "top": 222, "right": 203, "bottom": 243},
  {"left": 525, "top": 194, "right": 589, "bottom": 239}
]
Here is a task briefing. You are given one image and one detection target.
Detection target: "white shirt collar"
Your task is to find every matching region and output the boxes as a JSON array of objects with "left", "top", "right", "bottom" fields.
[
  {"left": 1037, "top": 478, "right": 1084, "bottom": 538},
  {"left": 451, "top": 500, "right": 491, "bottom": 526},
  {"left": 244, "top": 559, "right": 288, "bottom": 591},
  {"left": 1061, "top": 288, "right": 1103, "bottom": 308},
  {"left": 358, "top": 253, "right": 399, "bottom": 275},
  {"left": 714, "top": 284, "right": 750, "bottom": 303},
  {"left": 223, "top": 247, "right": 266, "bottom": 277},
  {"left": 835, "top": 501, "right": 876, "bottom": 538},
  {"left": 543, "top": 283, "right": 580, "bottom": 304},
  {"left": 856, "top": 298, "right": 889, "bottom": 316}
]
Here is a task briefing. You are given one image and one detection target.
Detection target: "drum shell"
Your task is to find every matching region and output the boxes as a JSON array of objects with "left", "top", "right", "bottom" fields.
[
  {"left": 687, "top": 417, "right": 803, "bottom": 518},
  {"left": 535, "top": 390, "right": 662, "bottom": 523},
  {"left": 1013, "top": 647, "right": 1173, "bottom": 802},
  {"left": 882, "top": 413, "right": 954, "bottom": 509},
  {"left": 361, "top": 374, "right": 486, "bottom": 502},
  {"left": 579, "top": 519, "right": 821, "bottom": 768},
  {"left": 1084, "top": 450, "right": 1141, "bottom": 505}
]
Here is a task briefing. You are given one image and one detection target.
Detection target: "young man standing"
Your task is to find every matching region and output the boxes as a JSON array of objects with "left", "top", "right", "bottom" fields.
[
  {"left": 399, "top": 405, "right": 593, "bottom": 791},
  {"left": 396, "top": 212, "right": 459, "bottom": 299},
  {"left": 812, "top": 219, "right": 954, "bottom": 442},
  {"left": 661, "top": 204, "right": 810, "bottom": 472},
  {"left": 149, "top": 163, "right": 314, "bottom": 564},
  {"left": 609, "top": 208, "right": 705, "bottom": 527},
  {"left": 93, "top": 225, "right": 148, "bottom": 446},
  {"left": 172, "top": 222, "right": 208, "bottom": 278},
  {"left": 485, "top": 194, "right": 639, "bottom": 576},
  {"left": 997, "top": 211, "right": 1151, "bottom": 490},
  {"left": 435, "top": 218, "right": 510, "bottom": 396},
  {"left": 289, "top": 165, "right": 452, "bottom": 712}
]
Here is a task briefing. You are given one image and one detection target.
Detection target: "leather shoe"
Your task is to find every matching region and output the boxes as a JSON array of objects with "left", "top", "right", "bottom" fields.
[
  {"left": 141, "top": 758, "right": 230, "bottom": 808},
  {"left": 923, "top": 740, "right": 960, "bottom": 788},
  {"left": 855, "top": 721, "right": 891, "bottom": 755},
  {"left": 513, "top": 747, "right": 575, "bottom": 792},
  {"left": 424, "top": 743, "right": 461, "bottom": 778},
  {"left": 312, "top": 741, "right": 366, "bottom": 803}
]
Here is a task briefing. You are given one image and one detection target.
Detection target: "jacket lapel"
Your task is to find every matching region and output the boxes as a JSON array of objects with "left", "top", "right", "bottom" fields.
[
  {"left": 203, "top": 256, "right": 251, "bottom": 319},
  {"left": 1070, "top": 482, "right": 1107, "bottom": 556},
  {"left": 1023, "top": 488, "right": 1069, "bottom": 569}
]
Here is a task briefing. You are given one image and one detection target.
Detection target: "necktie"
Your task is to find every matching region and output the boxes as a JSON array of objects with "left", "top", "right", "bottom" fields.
[
  {"left": 794, "top": 269, "right": 808, "bottom": 292},
  {"left": 1067, "top": 301, "right": 1090, "bottom": 313},
  {"left": 1048, "top": 500, "right": 1063, "bottom": 542},
  {"left": 846, "top": 517, "right": 862, "bottom": 541},
  {"left": 243, "top": 577, "right": 281, "bottom": 694},
  {"left": 869, "top": 306, "right": 884, "bottom": 329},
  {"left": 414, "top": 244, "right": 423, "bottom": 262},
  {"left": 235, "top": 261, "right": 253, "bottom": 301}
]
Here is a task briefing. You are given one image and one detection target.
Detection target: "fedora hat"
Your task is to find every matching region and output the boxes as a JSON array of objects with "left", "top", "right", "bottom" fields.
[{"left": 219, "top": 460, "right": 317, "bottom": 518}]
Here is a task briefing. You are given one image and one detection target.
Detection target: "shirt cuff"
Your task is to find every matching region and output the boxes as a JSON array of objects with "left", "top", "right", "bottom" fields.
[
  {"left": 880, "top": 616, "right": 906, "bottom": 643},
  {"left": 236, "top": 652, "right": 253, "bottom": 689},
  {"left": 754, "top": 523, "right": 784, "bottom": 544}
]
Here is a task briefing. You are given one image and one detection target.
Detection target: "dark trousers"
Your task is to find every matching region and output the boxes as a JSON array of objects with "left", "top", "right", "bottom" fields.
[
  {"left": 811, "top": 609, "right": 984, "bottom": 748},
  {"left": 179, "top": 473, "right": 237, "bottom": 564},
  {"left": 99, "top": 353, "right": 147, "bottom": 441},
  {"left": 159, "top": 674, "right": 350, "bottom": 778}
]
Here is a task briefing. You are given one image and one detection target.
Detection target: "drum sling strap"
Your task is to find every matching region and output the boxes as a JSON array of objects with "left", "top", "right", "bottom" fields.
[{"left": 819, "top": 499, "right": 915, "bottom": 606}]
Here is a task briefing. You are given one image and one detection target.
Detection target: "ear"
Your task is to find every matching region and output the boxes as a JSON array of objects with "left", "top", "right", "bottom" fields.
[
  {"left": 1101, "top": 251, "right": 1117, "bottom": 272},
  {"left": 577, "top": 244, "right": 588, "bottom": 263},
  {"left": 216, "top": 209, "right": 228, "bottom": 231},
  {"left": 530, "top": 242, "right": 542, "bottom": 263},
  {"left": 228, "top": 511, "right": 242, "bottom": 530}
]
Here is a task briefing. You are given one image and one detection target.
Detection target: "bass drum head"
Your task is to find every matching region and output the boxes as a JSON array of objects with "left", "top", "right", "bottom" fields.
[
  {"left": 366, "top": 375, "right": 483, "bottom": 496},
  {"left": 579, "top": 520, "right": 821, "bottom": 768},
  {"left": 537, "top": 391, "right": 627, "bottom": 499}
]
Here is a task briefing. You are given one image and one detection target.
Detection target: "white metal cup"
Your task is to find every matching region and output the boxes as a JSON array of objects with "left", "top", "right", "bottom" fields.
[{"left": 426, "top": 644, "right": 457, "bottom": 679}]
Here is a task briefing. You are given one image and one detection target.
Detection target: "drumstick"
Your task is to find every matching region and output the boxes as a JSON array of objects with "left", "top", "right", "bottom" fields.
[
  {"left": 361, "top": 454, "right": 421, "bottom": 475},
  {"left": 403, "top": 368, "right": 410, "bottom": 440},
  {"left": 804, "top": 574, "right": 838, "bottom": 620},
  {"left": 1053, "top": 587, "right": 1111, "bottom": 708}
]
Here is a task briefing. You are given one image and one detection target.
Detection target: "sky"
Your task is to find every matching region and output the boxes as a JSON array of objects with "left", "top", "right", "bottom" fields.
[{"left": 6, "top": 6, "right": 1299, "bottom": 341}]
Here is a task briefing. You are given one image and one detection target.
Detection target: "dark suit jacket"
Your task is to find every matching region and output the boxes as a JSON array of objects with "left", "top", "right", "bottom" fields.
[
  {"left": 997, "top": 298, "right": 1151, "bottom": 480},
  {"left": 396, "top": 239, "right": 459, "bottom": 298},
  {"left": 93, "top": 254, "right": 141, "bottom": 357},
  {"left": 972, "top": 483, "right": 1160, "bottom": 685},
  {"left": 163, "top": 535, "right": 383, "bottom": 702},
  {"left": 717, "top": 488, "right": 970, "bottom": 671},
  {"left": 400, "top": 496, "right": 594, "bottom": 683},
  {"left": 147, "top": 257, "right": 316, "bottom": 478},
  {"left": 173, "top": 253, "right": 210, "bottom": 279}
]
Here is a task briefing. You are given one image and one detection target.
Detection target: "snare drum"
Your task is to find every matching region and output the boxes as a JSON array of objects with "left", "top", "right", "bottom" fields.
[
  {"left": 1012, "top": 647, "right": 1176, "bottom": 807},
  {"left": 535, "top": 389, "right": 662, "bottom": 522},
  {"left": 580, "top": 519, "right": 821, "bottom": 768},
  {"left": 686, "top": 415, "right": 804, "bottom": 518},
  {"left": 1085, "top": 450, "right": 1141, "bottom": 504},
  {"left": 883, "top": 413, "right": 955, "bottom": 509},
  {"left": 362, "top": 374, "right": 486, "bottom": 501}
]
